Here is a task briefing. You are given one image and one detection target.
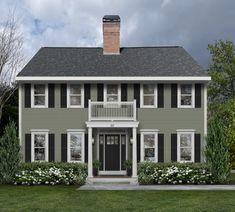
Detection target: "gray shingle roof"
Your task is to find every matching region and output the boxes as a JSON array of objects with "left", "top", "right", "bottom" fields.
[{"left": 18, "top": 46, "right": 208, "bottom": 77}]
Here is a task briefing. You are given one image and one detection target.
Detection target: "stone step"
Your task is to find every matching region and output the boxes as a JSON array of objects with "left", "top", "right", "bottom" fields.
[{"left": 86, "top": 177, "right": 138, "bottom": 185}]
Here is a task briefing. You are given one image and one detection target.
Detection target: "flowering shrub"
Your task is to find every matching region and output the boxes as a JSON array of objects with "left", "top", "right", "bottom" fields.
[
  {"left": 138, "top": 162, "right": 214, "bottom": 185},
  {"left": 14, "top": 162, "right": 87, "bottom": 186}
]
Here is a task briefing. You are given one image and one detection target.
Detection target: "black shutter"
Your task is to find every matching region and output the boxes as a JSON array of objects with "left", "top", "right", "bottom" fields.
[
  {"left": 25, "top": 84, "right": 31, "bottom": 108},
  {"left": 49, "top": 134, "right": 55, "bottom": 162},
  {"left": 84, "top": 84, "right": 91, "bottom": 108},
  {"left": 158, "top": 133, "right": 164, "bottom": 162},
  {"left": 134, "top": 84, "right": 140, "bottom": 108},
  {"left": 194, "top": 134, "right": 201, "bottom": 162},
  {"left": 60, "top": 84, "right": 67, "bottom": 108},
  {"left": 195, "top": 84, "right": 201, "bottom": 108},
  {"left": 48, "top": 84, "right": 55, "bottom": 108},
  {"left": 97, "top": 84, "right": 104, "bottom": 101},
  {"left": 25, "top": 134, "right": 31, "bottom": 162},
  {"left": 171, "top": 84, "right": 177, "bottom": 108},
  {"left": 158, "top": 84, "right": 164, "bottom": 108},
  {"left": 171, "top": 134, "right": 177, "bottom": 161},
  {"left": 61, "top": 134, "right": 67, "bottom": 162},
  {"left": 137, "top": 133, "right": 140, "bottom": 163},
  {"left": 121, "top": 84, "right": 127, "bottom": 101},
  {"left": 85, "top": 134, "right": 88, "bottom": 163}
]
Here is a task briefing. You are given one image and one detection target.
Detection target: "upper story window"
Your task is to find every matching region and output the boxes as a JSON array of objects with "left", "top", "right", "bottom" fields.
[
  {"left": 31, "top": 84, "right": 48, "bottom": 108},
  {"left": 177, "top": 131, "right": 194, "bottom": 162},
  {"left": 67, "top": 131, "right": 84, "bottom": 162},
  {"left": 31, "top": 131, "right": 48, "bottom": 162},
  {"left": 178, "top": 84, "right": 195, "bottom": 108},
  {"left": 67, "top": 84, "right": 84, "bottom": 108},
  {"left": 140, "top": 84, "right": 157, "bottom": 107},
  {"left": 141, "top": 131, "right": 158, "bottom": 162},
  {"left": 104, "top": 84, "right": 120, "bottom": 102}
]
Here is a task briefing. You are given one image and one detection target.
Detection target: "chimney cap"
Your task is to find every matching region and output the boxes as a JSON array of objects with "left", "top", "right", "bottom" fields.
[{"left": 103, "top": 15, "right": 120, "bottom": 22}]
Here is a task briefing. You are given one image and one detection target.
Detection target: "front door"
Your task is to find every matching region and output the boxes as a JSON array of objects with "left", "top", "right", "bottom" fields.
[{"left": 105, "top": 135, "right": 120, "bottom": 170}]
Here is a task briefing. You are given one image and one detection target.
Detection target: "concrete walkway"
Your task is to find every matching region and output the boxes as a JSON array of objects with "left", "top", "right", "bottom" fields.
[{"left": 79, "top": 184, "right": 235, "bottom": 190}]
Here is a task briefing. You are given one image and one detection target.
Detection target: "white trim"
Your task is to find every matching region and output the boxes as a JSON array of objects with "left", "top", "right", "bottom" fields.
[
  {"left": 103, "top": 83, "right": 121, "bottom": 103},
  {"left": 31, "top": 84, "right": 48, "bottom": 108},
  {"left": 31, "top": 131, "right": 49, "bottom": 162},
  {"left": 86, "top": 121, "right": 139, "bottom": 128},
  {"left": 177, "top": 130, "right": 195, "bottom": 163},
  {"left": 177, "top": 84, "right": 195, "bottom": 108},
  {"left": 176, "top": 129, "right": 196, "bottom": 132},
  {"left": 140, "top": 129, "right": 159, "bottom": 132},
  {"left": 66, "top": 129, "right": 86, "bottom": 132},
  {"left": 140, "top": 131, "right": 158, "bottom": 162},
  {"left": 67, "top": 131, "right": 85, "bottom": 163},
  {"left": 204, "top": 84, "right": 207, "bottom": 135},
  {"left": 140, "top": 84, "right": 158, "bottom": 108},
  {"left": 19, "top": 84, "right": 22, "bottom": 146},
  {"left": 16, "top": 76, "right": 211, "bottom": 82},
  {"left": 99, "top": 171, "right": 127, "bottom": 175},
  {"left": 67, "top": 83, "right": 84, "bottom": 108},
  {"left": 30, "top": 129, "right": 50, "bottom": 132}
]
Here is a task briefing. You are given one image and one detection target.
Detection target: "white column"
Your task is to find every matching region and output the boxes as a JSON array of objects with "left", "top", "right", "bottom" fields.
[
  {"left": 88, "top": 127, "right": 93, "bottom": 178},
  {"left": 132, "top": 127, "right": 137, "bottom": 178}
]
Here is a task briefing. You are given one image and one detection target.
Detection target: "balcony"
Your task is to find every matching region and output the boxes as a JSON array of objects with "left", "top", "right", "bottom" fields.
[{"left": 88, "top": 100, "right": 136, "bottom": 121}]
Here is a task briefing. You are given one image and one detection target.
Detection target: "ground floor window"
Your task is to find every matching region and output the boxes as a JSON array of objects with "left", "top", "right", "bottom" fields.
[
  {"left": 141, "top": 131, "right": 158, "bottom": 162},
  {"left": 177, "top": 130, "right": 195, "bottom": 162},
  {"left": 67, "top": 131, "right": 84, "bottom": 162},
  {"left": 31, "top": 131, "right": 48, "bottom": 162}
]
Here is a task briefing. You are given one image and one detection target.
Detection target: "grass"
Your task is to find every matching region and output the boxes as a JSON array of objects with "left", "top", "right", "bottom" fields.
[{"left": 1, "top": 185, "right": 235, "bottom": 211}]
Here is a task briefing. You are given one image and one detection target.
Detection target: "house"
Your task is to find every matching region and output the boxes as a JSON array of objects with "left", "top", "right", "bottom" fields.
[{"left": 16, "top": 15, "right": 211, "bottom": 181}]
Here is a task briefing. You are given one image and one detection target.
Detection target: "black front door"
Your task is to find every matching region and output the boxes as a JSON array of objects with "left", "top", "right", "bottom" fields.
[{"left": 105, "top": 135, "right": 120, "bottom": 170}]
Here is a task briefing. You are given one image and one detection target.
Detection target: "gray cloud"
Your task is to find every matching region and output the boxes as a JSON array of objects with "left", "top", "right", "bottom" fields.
[{"left": 1, "top": 0, "right": 235, "bottom": 68}]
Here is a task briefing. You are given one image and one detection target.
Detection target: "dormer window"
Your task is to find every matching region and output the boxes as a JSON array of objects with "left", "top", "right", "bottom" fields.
[
  {"left": 31, "top": 84, "right": 48, "bottom": 108},
  {"left": 104, "top": 84, "right": 121, "bottom": 102},
  {"left": 67, "top": 84, "right": 84, "bottom": 108},
  {"left": 178, "top": 84, "right": 195, "bottom": 108}
]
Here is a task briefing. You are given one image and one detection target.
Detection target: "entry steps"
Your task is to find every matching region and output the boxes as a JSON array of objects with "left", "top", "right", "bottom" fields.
[{"left": 86, "top": 177, "right": 138, "bottom": 185}]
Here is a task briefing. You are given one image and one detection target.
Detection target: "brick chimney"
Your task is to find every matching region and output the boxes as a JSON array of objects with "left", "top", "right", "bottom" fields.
[{"left": 103, "top": 15, "right": 120, "bottom": 55}]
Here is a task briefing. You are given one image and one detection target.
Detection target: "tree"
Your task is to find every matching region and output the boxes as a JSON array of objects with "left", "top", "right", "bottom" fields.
[
  {"left": 208, "top": 40, "right": 235, "bottom": 107},
  {"left": 0, "top": 121, "right": 21, "bottom": 184},
  {"left": 205, "top": 115, "right": 230, "bottom": 183},
  {"left": 0, "top": 11, "right": 23, "bottom": 124}
]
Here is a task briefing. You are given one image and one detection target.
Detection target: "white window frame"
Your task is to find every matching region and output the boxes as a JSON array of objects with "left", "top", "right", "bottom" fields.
[
  {"left": 104, "top": 84, "right": 121, "bottom": 102},
  {"left": 177, "top": 84, "right": 195, "bottom": 108},
  {"left": 177, "top": 130, "right": 195, "bottom": 163},
  {"left": 67, "top": 130, "right": 85, "bottom": 163},
  {"left": 31, "top": 84, "right": 48, "bottom": 108},
  {"left": 140, "top": 84, "right": 157, "bottom": 108},
  {"left": 31, "top": 130, "right": 49, "bottom": 162},
  {"left": 140, "top": 130, "right": 158, "bottom": 162},
  {"left": 67, "top": 84, "right": 84, "bottom": 108}
]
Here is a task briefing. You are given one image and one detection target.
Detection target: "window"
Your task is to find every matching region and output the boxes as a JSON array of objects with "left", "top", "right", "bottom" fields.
[
  {"left": 31, "top": 131, "right": 48, "bottom": 162},
  {"left": 177, "top": 131, "right": 194, "bottom": 162},
  {"left": 67, "top": 84, "right": 84, "bottom": 107},
  {"left": 178, "top": 84, "right": 195, "bottom": 108},
  {"left": 141, "top": 131, "right": 158, "bottom": 162},
  {"left": 67, "top": 131, "right": 84, "bottom": 162},
  {"left": 105, "top": 84, "right": 120, "bottom": 102},
  {"left": 141, "top": 84, "right": 157, "bottom": 107},
  {"left": 32, "top": 84, "right": 48, "bottom": 107}
]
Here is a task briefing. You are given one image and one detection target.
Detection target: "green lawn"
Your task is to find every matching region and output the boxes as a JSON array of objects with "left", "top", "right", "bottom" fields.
[{"left": 0, "top": 185, "right": 235, "bottom": 211}]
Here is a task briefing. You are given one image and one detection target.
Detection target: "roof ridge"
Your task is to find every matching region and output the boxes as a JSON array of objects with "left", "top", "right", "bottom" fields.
[{"left": 40, "top": 46, "right": 181, "bottom": 49}]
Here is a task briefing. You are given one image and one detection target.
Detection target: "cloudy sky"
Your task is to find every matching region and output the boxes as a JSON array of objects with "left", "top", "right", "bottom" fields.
[{"left": 1, "top": 0, "right": 235, "bottom": 68}]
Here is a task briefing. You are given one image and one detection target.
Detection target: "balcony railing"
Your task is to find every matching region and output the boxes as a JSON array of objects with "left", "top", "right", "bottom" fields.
[{"left": 88, "top": 100, "right": 136, "bottom": 121}]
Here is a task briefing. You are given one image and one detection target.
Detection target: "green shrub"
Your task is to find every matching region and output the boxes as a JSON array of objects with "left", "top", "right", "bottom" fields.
[
  {"left": 0, "top": 121, "right": 21, "bottom": 184},
  {"left": 205, "top": 115, "right": 230, "bottom": 183},
  {"left": 14, "top": 162, "right": 87, "bottom": 186},
  {"left": 138, "top": 162, "right": 213, "bottom": 185}
]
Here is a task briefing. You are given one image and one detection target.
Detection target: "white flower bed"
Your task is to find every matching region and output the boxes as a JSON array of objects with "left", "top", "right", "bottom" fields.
[
  {"left": 14, "top": 167, "right": 83, "bottom": 186},
  {"left": 138, "top": 162, "right": 214, "bottom": 185}
]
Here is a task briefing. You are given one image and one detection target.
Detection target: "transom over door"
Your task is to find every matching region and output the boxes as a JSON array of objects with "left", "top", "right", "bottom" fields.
[{"left": 105, "top": 135, "right": 120, "bottom": 170}]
